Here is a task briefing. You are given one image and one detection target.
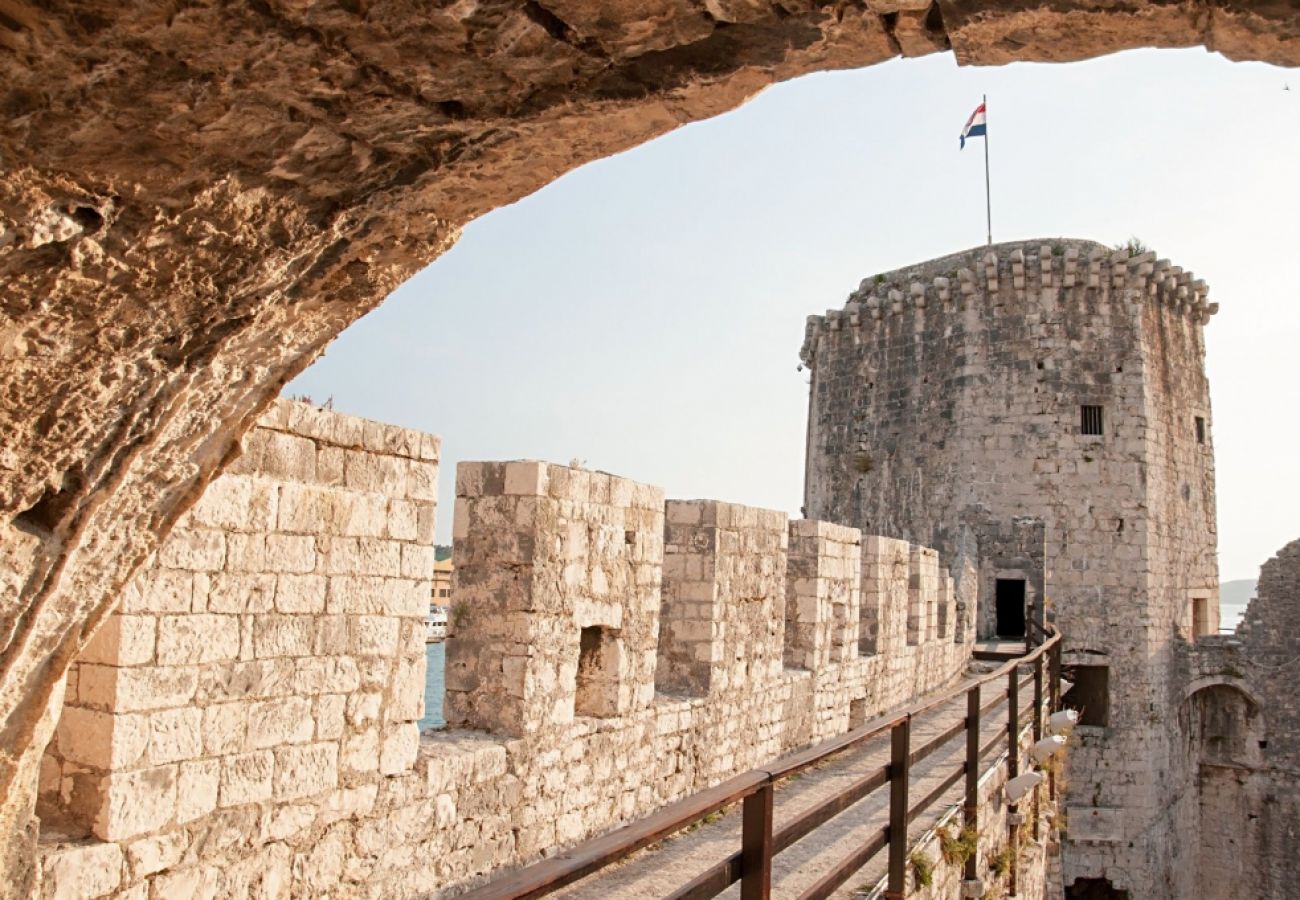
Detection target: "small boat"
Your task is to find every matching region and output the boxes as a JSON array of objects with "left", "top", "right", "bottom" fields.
[{"left": 426, "top": 606, "right": 449, "bottom": 643}]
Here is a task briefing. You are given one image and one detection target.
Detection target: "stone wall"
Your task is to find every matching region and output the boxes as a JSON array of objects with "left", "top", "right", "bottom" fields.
[
  {"left": 35, "top": 443, "right": 976, "bottom": 898},
  {"left": 1175, "top": 537, "right": 1300, "bottom": 900},
  {"left": 800, "top": 240, "right": 1220, "bottom": 899},
  {"left": 36, "top": 400, "right": 439, "bottom": 897}
]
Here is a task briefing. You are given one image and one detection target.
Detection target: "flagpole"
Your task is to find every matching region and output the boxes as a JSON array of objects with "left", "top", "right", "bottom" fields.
[{"left": 983, "top": 93, "right": 992, "bottom": 246}]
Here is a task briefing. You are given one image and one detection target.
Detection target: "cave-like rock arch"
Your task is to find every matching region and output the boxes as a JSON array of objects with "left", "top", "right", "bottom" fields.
[{"left": 1, "top": 1, "right": 1298, "bottom": 891}]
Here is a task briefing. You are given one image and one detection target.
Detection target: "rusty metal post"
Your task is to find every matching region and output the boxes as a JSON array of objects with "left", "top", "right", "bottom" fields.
[
  {"left": 964, "top": 684, "right": 981, "bottom": 882},
  {"left": 741, "top": 782, "right": 774, "bottom": 900},
  {"left": 886, "top": 718, "right": 911, "bottom": 899}
]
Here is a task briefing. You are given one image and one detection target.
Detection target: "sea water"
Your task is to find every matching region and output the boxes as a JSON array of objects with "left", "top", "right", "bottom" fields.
[{"left": 420, "top": 641, "right": 446, "bottom": 731}]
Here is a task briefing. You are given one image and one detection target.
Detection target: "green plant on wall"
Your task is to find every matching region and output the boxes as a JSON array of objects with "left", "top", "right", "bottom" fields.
[
  {"left": 938, "top": 823, "right": 980, "bottom": 866},
  {"left": 910, "top": 850, "right": 935, "bottom": 888},
  {"left": 1114, "top": 236, "right": 1150, "bottom": 257},
  {"left": 989, "top": 845, "right": 1015, "bottom": 877}
]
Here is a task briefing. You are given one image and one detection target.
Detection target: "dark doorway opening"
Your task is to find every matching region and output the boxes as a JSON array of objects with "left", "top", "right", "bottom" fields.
[
  {"left": 995, "top": 578, "right": 1026, "bottom": 638},
  {"left": 1066, "top": 877, "right": 1131, "bottom": 900}
]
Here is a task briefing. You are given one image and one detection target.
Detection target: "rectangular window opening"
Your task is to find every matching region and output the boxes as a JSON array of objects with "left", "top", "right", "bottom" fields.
[
  {"left": 849, "top": 697, "right": 868, "bottom": 731},
  {"left": 1192, "top": 597, "right": 1209, "bottom": 640},
  {"left": 1081, "top": 405, "right": 1104, "bottom": 436},
  {"left": 1195, "top": 416, "right": 1206, "bottom": 444},
  {"left": 1063, "top": 665, "right": 1110, "bottom": 727},
  {"left": 575, "top": 626, "right": 622, "bottom": 718}
]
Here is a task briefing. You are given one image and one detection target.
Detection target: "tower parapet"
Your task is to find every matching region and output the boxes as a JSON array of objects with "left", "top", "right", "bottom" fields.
[{"left": 800, "top": 240, "right": 1216, "bottom": 371}]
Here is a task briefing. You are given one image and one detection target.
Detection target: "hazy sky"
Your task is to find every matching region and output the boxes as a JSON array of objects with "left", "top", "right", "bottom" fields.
[{"left": 288, "top": 47, "right": 1300, "bottom": 583}]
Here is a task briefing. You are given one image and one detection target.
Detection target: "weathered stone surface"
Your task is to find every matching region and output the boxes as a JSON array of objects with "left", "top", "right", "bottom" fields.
[
  {"left": 5, "top": 3, "right": 1300, "bottom": 892},
  {"left": 36, "top": 444, "right": 978, "bottom": 898},
  {"left": 802, "top": 240, "right": 1220, "bottom": 898}
]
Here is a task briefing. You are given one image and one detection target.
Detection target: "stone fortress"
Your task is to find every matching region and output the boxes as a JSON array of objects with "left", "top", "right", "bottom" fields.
[
  {"left": 24, "top": 237, "right": 1300, "bottom": 900},
  {"left": 8, "top": 5, "right": 1300, "bottom": 898},
  {"left": 799, "top": 238, "right": 1298, "bottom": 898}
]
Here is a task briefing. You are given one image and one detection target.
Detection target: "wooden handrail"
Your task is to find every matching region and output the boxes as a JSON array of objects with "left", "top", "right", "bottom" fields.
[{"left": 461, "top": 628, "right": 1062, "bottom": 899}]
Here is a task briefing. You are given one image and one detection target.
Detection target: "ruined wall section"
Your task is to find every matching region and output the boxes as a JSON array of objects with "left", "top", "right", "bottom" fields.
[
  {"left": 1172, "top": 538, "right": 1300, "bottom": 900},
  {"left": 801, "top": 240, "right": 1220, "bottom": 899}
]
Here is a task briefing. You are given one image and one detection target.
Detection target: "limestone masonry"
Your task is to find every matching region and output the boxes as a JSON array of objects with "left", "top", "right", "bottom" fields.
[
  {"left": 7, "top": 5, "right": 1300, "bottom": 891},
  {"left": 34, "top": 402, "right": 977, "bottom": 898},
  {"left": 800, "top": 239, "right": 1300, "bottom": 899}
]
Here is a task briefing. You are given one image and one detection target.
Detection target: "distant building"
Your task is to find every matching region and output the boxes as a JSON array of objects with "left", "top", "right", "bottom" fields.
[{"left": 432, "top": 558, "right": 453, "bottom": 604}]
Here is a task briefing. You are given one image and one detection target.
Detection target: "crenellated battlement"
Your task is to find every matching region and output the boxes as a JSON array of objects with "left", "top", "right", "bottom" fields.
[
  {"left": 447, "top": 460, "right": 968, "bottom": 739},
  {"left": 34, "top": 430, "right": 976, "bottom": 899},
  {"left": 799, "top": 240, "right": 1216, "bottom": 368}
]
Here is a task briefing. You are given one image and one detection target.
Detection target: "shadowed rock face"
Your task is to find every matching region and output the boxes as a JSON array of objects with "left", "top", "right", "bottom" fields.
[{"left": 0, "top": 0, "right": 1297, "bottom": 891}]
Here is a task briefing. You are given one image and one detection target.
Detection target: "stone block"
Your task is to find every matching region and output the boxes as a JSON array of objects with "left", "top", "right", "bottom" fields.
[
  {"left": 221, "top": 751, "right": 274, "bottom": 807},
  {"left": 247, "top": 696, "right": 314, "bottom": 748},
  {"left": 273, "top": 742, "right": 339, "bottom": 800},
  {"left": 380, "top": 723, "right": 419, "bottom": 775},
  {"left": 79, "top": 614, "right": 156, "bottom": 667},
  {"left": 54, "top": 704, "right": 147, "bottom": 770},
  {"left": 342, "top": 728, "right": 379, "bottom": 774},
  {"left": 158, "top": 528, "right": 226, "bottom": 572},
  {"left": 352, "top": 615, "right": 399, "bottom": 656},
  {"left": 203, "top": 572, "right": 276, "bottom": 614},
  {"left": 126, "top": 830, "right": 188, "bottom": 878},
  {"left": 291, "top": 656, "right": 361, "bottom": 695},
  {"left": 224, "top": 533, "right": 266, "bottom": 572},
  {"left": 148, "top": 707, "right": 203, "bottom": 764},
  {"left": 401, "top": 544, "right": 435, "bottom": 579},
  {"left": 264, "top": 534, "right": 317, "bottom": 573},
  {"left": 157, "top": 614, "right": 241, "bottom": 664},
  {"left": 315, "top": 694, "right": 346, "bottom": 740},
  {"left": 407, "top": 460, "right": 439, "bottom": 500},
  {"left": 504, "top": 461, "right": 548, "bottom": 496},
  {"left": 254, "top": 615, "right": 315, "bottom": 658},
  {"left": 80, "top": 665, "right": 198, "bottom": 713},
  {"left": 274, "top": 574, "right": 327, "bottom": 614},
  {"left": 261, "top": 431, "right": 317, "bottom": 482},
  {"left": 202, "top": 703, "right": 248, "bottom": 756},
  {"left": 176, "top": 758, "right": 221, "bottom": 824},
  {"left": 121, "top": 569, "right": 193, "bottom": 614},
  {"left": 41, "top": 841, "right": 123, "bottom": 900},
  {"left": 96, "top": 765, "right": 177, "bottom": 841}
]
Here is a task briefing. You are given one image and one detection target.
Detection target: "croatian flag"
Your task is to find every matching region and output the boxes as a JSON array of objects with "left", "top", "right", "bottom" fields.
[{"left": 960, "top": 102, "right": 987, "bottom": 149}]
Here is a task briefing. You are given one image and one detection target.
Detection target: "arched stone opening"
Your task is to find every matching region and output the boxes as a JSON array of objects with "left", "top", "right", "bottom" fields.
[
  {"left": 4, "top": 2, "right": 1300, "bottom": 891},
  {"left": 1183, "top": 680, "right": 1264, "bottom": 768},
  {"left": 1182, "top": 680, "right": 1267, "bottom": 900}
]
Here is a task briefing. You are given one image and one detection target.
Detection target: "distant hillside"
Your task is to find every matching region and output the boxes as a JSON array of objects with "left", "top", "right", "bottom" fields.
[{"left": 1221, "top": 579, "right": 1258, "bottom": 608}]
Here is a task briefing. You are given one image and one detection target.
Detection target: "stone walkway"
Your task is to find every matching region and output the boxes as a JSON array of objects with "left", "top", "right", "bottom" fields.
[{"left": 555, "top": 670, "right": 1027, "bottom": 900}]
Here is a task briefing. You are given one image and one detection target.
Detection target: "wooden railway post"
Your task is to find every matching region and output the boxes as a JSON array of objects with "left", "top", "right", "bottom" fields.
[
  {"left": 964, "top": 684, "right": 981, "bottom": 882},
  {"left": 741, "top": 782, "right": 774, "bottom": 900},
  {"left": 885, "top": 718, "right": 911, "bottom": 899}
]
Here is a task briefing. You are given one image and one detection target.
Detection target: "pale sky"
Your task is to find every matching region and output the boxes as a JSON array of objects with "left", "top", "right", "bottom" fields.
[{"left": 288, "top": 48, "right": 1300, "bottom": 583}]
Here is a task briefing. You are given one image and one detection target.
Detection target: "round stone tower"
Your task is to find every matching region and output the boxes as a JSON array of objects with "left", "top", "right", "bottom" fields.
[{"left": 801, "top": 239, "right": 1220, "bottom": 899}]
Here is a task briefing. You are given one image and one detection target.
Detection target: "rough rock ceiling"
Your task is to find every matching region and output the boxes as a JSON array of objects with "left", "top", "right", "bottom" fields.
[{"left": 0, "top": 0, "right": 1297, "bottom": 892}]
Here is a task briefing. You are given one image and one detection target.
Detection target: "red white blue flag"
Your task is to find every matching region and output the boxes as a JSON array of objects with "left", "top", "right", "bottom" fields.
[{"left": 960, "top": 102, "right": 987, "bottom": 149}]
